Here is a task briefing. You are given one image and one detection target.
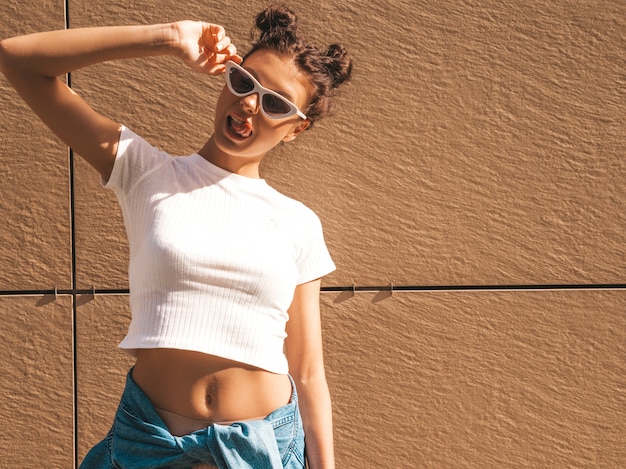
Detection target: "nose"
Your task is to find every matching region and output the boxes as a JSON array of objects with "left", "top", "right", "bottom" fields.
[{"left": 240, "top": 93, "right": 260, "bottom": 115}]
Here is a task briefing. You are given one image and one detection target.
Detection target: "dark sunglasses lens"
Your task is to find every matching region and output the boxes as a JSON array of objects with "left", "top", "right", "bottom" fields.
[
  {"left": 229, "top": 68, "right": 254, "bottom": 94},
  {"left": 262, "top": 94, "right": 292, "bottom": 116}
]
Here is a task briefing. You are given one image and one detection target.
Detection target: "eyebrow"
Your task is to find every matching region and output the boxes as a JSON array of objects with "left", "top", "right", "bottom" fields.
[{"left": 244, "top": 67, "right": 296, "bottom": 102}]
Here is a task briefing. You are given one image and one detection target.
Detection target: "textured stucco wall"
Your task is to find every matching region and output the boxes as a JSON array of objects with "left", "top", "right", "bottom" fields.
[{"left": 1, "top": 0, "right": 624, "bottom": 467}]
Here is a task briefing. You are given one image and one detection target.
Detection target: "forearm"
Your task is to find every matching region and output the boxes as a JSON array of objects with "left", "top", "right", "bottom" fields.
[
  {"left": 0, "top": 24, "right": 177, "bottom": 78},
  {"left": 296, "top": 372, "right": 335, "bottom": 469}
]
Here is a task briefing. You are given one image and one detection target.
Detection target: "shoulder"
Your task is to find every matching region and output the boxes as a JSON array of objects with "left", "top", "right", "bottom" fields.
[
  {"left": 117, "top": 126, "right": 174, "bottom": 164},
  {"left": 105, "top": 125, "right": 176, "bottom": 193},
  {"left": 265, "top": 186, "right": 322, "bottom": 225}
]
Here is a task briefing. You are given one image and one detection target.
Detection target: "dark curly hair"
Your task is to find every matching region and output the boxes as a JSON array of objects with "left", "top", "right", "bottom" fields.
[{"left": 244, "top": 5, "right": 353, "bottom": 127}]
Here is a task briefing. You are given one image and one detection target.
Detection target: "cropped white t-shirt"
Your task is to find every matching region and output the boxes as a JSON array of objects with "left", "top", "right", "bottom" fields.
[{"left": 104, "top": 126, "right": 336, "bottom": 374}]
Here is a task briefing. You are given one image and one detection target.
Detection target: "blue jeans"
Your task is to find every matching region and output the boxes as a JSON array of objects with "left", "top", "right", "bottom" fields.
[{"left": 80, "top": 369, "right": 305, "bottom": 469}]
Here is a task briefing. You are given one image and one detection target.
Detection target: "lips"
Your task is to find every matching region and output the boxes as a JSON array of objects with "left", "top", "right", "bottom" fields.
[{"left": 228, "top": 114, "right": 253, "bottom": 139}]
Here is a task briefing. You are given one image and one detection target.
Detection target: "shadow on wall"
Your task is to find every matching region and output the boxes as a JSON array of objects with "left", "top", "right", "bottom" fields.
[{"left": 332, "top": 287, "right": 393, "bottom": 304}]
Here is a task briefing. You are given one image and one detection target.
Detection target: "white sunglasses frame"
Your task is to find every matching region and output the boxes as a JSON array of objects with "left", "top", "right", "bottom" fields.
[{"left": 224, "top": 61, "right": 307, "bottom": 120}]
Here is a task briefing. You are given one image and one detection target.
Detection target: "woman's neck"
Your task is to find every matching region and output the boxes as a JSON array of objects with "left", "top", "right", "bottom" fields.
[{"left": 197, "top": 136, "right": 264, "bottom": 179}]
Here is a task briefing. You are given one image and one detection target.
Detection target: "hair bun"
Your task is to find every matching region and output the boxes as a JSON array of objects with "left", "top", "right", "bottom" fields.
[
  {"left": 323, "top": 44, "right": 353, "bottom": 88},
  {"left": 253, "top": 5, "right": 299, "bottom": 49}
]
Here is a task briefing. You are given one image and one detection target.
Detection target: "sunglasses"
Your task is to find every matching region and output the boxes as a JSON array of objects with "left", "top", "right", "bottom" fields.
[{"left": 225, "top": 61, "right": 307, "bottom": 120}]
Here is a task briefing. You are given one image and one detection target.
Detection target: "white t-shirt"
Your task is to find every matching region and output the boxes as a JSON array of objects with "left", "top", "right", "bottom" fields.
[{"left": 104, "top": 126, "right": 336, "bottom": 374}]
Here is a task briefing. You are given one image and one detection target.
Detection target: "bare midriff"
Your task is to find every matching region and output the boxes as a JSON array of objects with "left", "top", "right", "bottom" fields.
[{"left": 132, "top": 348, "right": 292, "bottom": 428}]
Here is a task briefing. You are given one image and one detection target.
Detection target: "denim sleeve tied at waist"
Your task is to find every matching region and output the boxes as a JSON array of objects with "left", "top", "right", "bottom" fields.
[{"left": 111, "top": 415, "right": 284, "bottom": 468}]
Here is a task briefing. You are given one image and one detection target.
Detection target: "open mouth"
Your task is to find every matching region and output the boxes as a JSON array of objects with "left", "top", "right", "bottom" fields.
[{"left": 227, "top": 115, "right": 253, "bottom": 139}]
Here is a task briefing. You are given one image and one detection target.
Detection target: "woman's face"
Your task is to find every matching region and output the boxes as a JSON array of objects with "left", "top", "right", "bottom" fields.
[{"left": 212, "top": 49, "right": 312, "bottom": 161}]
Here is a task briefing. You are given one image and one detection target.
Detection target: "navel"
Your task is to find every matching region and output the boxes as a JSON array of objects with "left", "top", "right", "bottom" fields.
[{"left": 204, "top": 375, "right": 218, "bottom": 408}]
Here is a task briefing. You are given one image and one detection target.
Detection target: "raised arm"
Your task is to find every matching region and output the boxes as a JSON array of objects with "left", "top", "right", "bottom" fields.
[
  {"left": 285, "top": 278, "right": 336, "bottom": 469},
  {"left": 0, "top": 22, "right": 240, "bottom": 180}
]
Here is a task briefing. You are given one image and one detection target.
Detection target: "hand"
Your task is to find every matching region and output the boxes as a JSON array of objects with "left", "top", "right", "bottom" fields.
[{"left": 174, "top": 21, "right": 242, "bottom": 75}]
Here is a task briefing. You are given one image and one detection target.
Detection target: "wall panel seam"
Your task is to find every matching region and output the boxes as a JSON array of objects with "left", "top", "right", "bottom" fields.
[{"left": 1, "top": 284, "right": 625, "bottom": 298}]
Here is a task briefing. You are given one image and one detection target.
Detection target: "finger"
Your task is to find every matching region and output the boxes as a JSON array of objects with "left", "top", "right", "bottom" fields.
[
  {"left": 214, "top": 36, "right": 231, "bottom": 52},
  {"left": 209, "top": 24, "right": 225, "bottom": 43},
  {"left": 221, "top": 44, "right": 237, "bottom": 58},
  {"left": 201, "top": 24, "right": 222, "bottom": 51},
  {"left": 194, "top": 52, "right": 209, "bottom": 70},
  {"left": 211, "top": 48, "right": 238, "bottom": 67},
  {"left": 196, "top": 52, "right": 226, "bottom": 76}
]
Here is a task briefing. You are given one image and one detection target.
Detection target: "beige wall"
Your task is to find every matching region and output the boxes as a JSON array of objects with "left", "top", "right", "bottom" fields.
[{"left": 1, "top": 1, "right": 624, "bottom": 467}]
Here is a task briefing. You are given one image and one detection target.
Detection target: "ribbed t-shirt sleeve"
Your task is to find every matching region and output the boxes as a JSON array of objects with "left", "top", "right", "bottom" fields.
[
  {"left": 296, "top": 209, "right": 336, "bottom": 284},
  {"left": 102, "top": 125, "right": 172, "bottom": 197}
]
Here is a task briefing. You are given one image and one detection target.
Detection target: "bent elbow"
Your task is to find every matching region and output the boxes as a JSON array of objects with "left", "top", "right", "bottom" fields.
[
  {"left": 0, "top": 38, "right": 16, "bottom": 77},
  {"left": 0, "top": 36, "right": 26, "bottom": 78},
  {"left": 0, "top": 40, "right": 8, "bottom": 75}
]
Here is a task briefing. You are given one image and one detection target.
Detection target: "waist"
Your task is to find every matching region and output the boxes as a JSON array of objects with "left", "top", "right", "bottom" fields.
[{"left": 131, "top": 348, "right": 292, "bottom": 425}]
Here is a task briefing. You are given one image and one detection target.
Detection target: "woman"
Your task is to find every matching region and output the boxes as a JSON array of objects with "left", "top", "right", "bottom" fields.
[{"left": 0, "top": 5, "right": 351, "bottom": 469}]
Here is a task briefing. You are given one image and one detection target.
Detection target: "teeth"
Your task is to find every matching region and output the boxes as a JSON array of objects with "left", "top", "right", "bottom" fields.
[{"left": 229, "top": 115, "right": 252, "bottom": 138}]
